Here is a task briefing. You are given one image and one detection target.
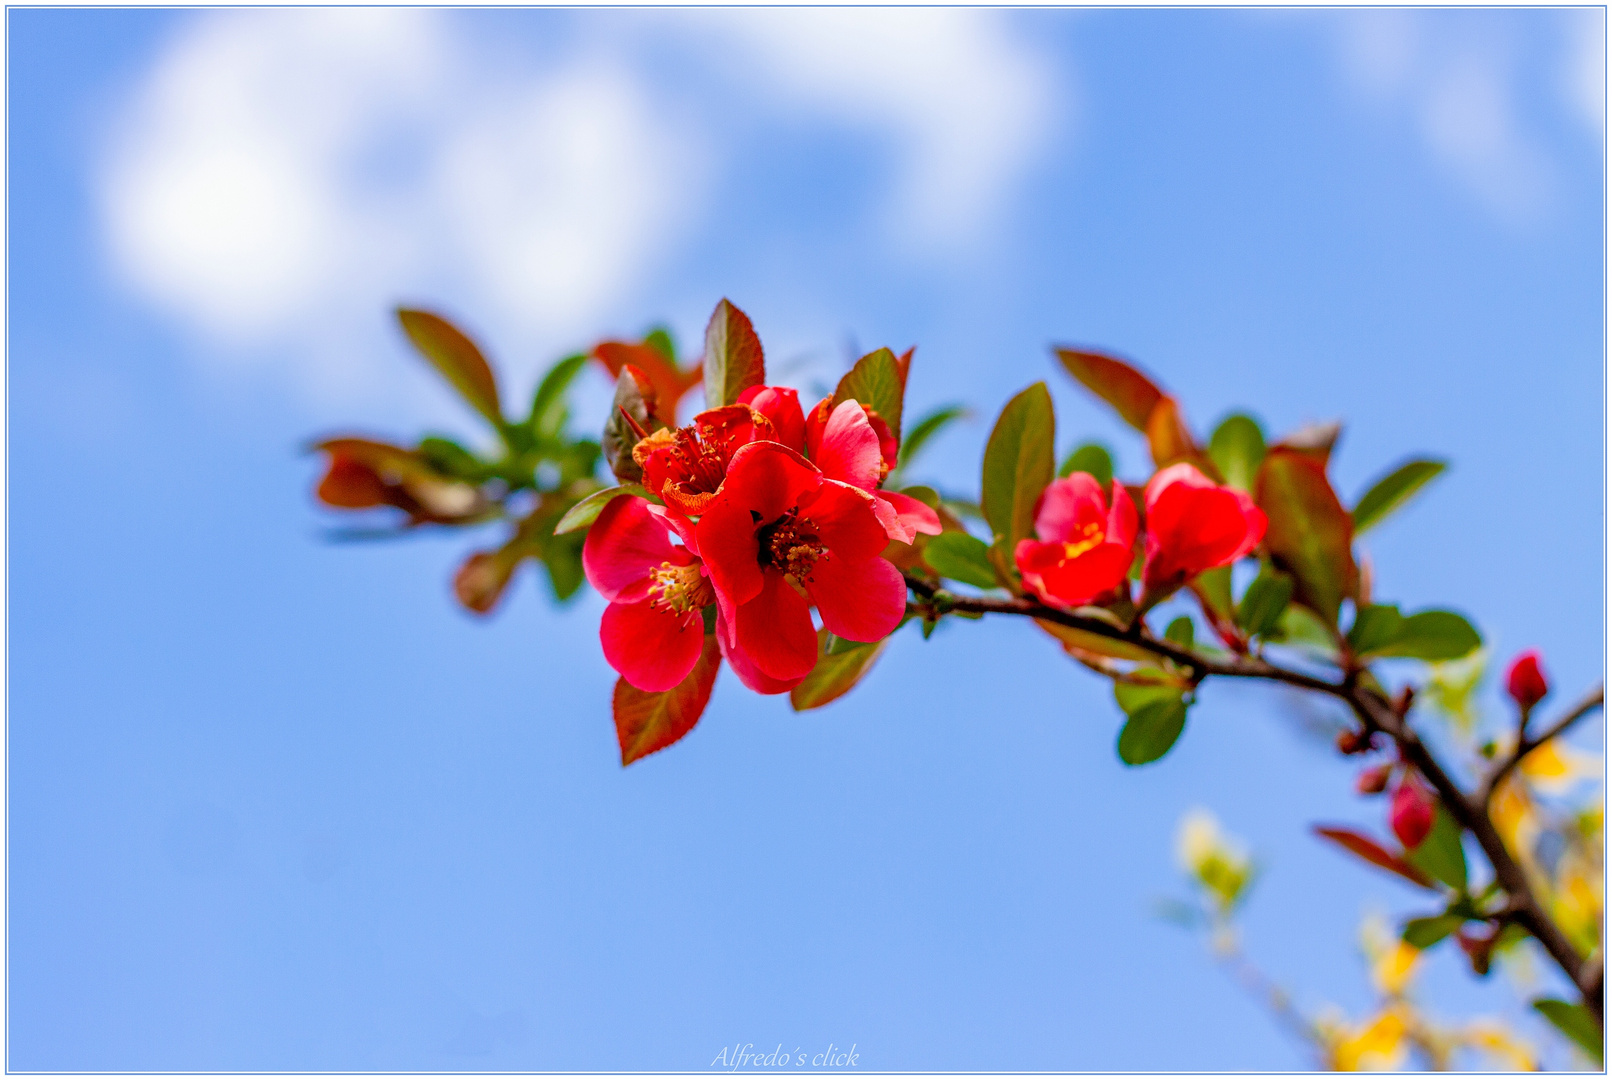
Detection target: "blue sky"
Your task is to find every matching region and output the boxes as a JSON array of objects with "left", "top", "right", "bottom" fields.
[{"left": 8, "top": 7, "right": 1605, "bottom": 1070}]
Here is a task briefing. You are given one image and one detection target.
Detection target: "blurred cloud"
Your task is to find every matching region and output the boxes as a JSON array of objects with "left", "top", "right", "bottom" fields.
[
  {"left": 97, "top": 8, "right": 1055, "bottom": 403},
  {"left": 1559, "top": 9, "right": 1606, "bottom": 139},
  {"left": 1330, "top": 10, "right": 1584, "bottom": 228}
]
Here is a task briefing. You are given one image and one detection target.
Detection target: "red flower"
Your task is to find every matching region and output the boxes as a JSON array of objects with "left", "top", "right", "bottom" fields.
[
  {"left": 737, "top": 385, "right": 806, "bottom": 452},
  {"left": 1505, "top": 649, "right": 1549, "bottom": 711},
  {"left": 1142, "top": 463, "right": 1266, "bottom": 594},
  {"left": 633, "top": 404, "right": 773, "bottom": 517},
  {"left": 803, "top": 396, "right": 940, "bottom": 544},
  {"left": 1014, "top": 473, "right": 1139, "bottom": 608},
  {"left": 1389, "top": 775, "right": 1434, "bottom": 848},
  {"left": 696, "top": 442, "right": 907, "bottom": 687},
  {"left": 582, "top": 494, "right": 715, "bottom": 693}
]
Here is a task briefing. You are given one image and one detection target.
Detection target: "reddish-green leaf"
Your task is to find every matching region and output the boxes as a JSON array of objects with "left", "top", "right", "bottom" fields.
[
  {"left": 790, "top": 630, "right": 889, "bottom": 711},
  {"left": 702, "top": 298, "right": 765, "bottom": 409},
  {"left": 397, "top": 309, "right": 503, "bottom": 427},
  {"left": 981, "top": 382, "right": 1055, "bottom": 585},
  {"left": 1313, "top": 825, "right": 1436, "bottom": 890},
  {"left": 593, "top": 340, "right": 700, "bottom": 419},
  {"left": 1271, "top": 420, "right": 1341, "bottom": 467},
  {"left": 1036, "top": 619, "right": 1156, "bottom": 661},
  {"left": 554, "top": 483, "right": 656, "bottom": 535},
  {"left": 602, "top": 365, "right": 663, "bottom": 483},
  {"left": 1054, "top": 347, "right": 1163, "bottom": 430},
  {"left": 454, "top": 548, "right": 523, "bottom": 615},
  {"left": 613, "top": 635, "right": 720, "bottom": 765},
  {"left": 1255, "top": 448, "right": 1358, "bottom": 624},
  {"left": 834, "top": 347, "right": 905, "bottom": 442}
]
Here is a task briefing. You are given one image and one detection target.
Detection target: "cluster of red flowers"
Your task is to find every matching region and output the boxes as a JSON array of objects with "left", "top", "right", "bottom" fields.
[
  {"left": 1012, "top": 461, "right": 1266, "bottom": 610},
  {"left": 583, "top": 388, "right": 941, "bottom": 695}
]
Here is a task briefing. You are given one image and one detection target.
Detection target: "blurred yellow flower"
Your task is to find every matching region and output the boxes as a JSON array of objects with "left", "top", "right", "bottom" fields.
[{"left": 1176, "top": 808, "right": 1253, "bottom": 912}]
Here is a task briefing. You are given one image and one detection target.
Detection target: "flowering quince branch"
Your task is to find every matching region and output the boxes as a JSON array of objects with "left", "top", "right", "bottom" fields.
[{"left": 310, "top": 299, "right": 1605, "bottom": 1045}]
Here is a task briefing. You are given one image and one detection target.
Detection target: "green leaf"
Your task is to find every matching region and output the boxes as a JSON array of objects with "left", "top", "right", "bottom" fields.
[
  {"left": 1402, "top": 913, "right": 1465, "bottom": 949},
  {"left": 1347, "top": 603, "right": 1405, "bottom": 655},
  {"left": 702, "top": 298, "right": 765, "bottom": 409},
  {"left": 1255, "top": 448, "right": 1358, "bottom": 624},
  {"left": 981, "top": 382, "right": 1056, "bottom": 582},
  {"left": 833, "top": 347, "right": 905, "bottom": 440},
  {"left": 922, "top": 532, "right": 998, "bottom": 590},
  {"left": 1058, "top": 442, "right": 1114, "bottom": 486},
  {"left": 1054, "top": 347, "right": 1162, "bottom": 430},
  {"left": 1208, "top": 414, "right": 1266, "bottom": 491},
  {"left": 542, "top": 530, "right": 586, "bottom": 601},
  {"left": 416, "top": 436, "right": 489, "bottom": 482},
  {"left": 1373, "top": 611, "right": 1482, "bottom": 661},
  {"left": 1532, "top": 998, "right": 1604, "bottom": 1064},
  {"left": 898, "top": 405, "right": 968, "bottom": 471},
  {"left": 1165, "top": 616, "right": 1195, "bottom": 648},
  {"left": 397, "top": 308, "right": 503, "bottom": 427},
  {"left": 1117, "top": 698, "right": 1189, "bottom": 766},
  {"left": 1352, "top": 459, "right": 1447, "bottom": 536},
  {"left": 529, "top": 353, "right": 588, "bottom": 440},
  {"left": 1405, "top": 806, "right": 1468, "bottom": 891},
  {"left": 1236, "top": 567, "right": 1295, "bottom": 637},
  {"left": 1037, "top": 619, "right": 1157, "bottom": 662},
  {"left": 1114, "top": 677, "right": 1184, "bottom": 715},
  {"left": 613, "top": 636, "right": 720, "bottom": 765},
  {"left": 554, "top": 483, "right": 656, "bottom": 535},
  {"left": 790, "top": 631, "right": 889, "bottom": 711},
  {"left": 643, "top": 325, "right": 678, "bottom": 365}
]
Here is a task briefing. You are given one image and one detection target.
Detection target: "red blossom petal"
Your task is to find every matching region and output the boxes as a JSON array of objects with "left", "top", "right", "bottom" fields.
[
  {"left": 717, "top": 612, "right": 799, "bottom": 695},
  {"left": 600, "top": 598, "right": 706, "bottom": 692},
  {"left": 803, "top": 552, "right": 907, "bottom": 642},
  {"left": 583, "top": 495, "right": 676, "bottom": 603},
  {"left": 814, "top": 400, "right": 884, "bottom": 492},
  {"left": 1034, "top": 473, "right": 1110, "bottom": 543},
  {"left": 1505, "top": 650, "right": 1550, "bottom": 710},
  {"left": 873, "top": 490, "right": 942, "bottom": 543},
  {"left": 738, "top": 385, "right": 806, "bottom": 452},
  {"left": 720, "top": 441, "right": 823, "bottom": 522},
  {"left": 733, "top": 571, "right": 820, "bottom": 682},
  {"left": 1142, "top": 464, "right": 1266, "bottom": 587},
  {"left": 648, "top": 503, "right": 701, "bottom": 558},
  {"left": 1021, "top": 541, "right": 1134, "bottom": 608},
  {"left": 694, "top": 494, "right": 764, "bottom": 642},
  {"left": 1107, "top": 480, "right": 1139, "bottom": 549},
  {"left": 801, "top": 479, "right": 890, "bottom": 563},
  {"left": 803, "top": 395, "right": 834, "bottom": 460}
]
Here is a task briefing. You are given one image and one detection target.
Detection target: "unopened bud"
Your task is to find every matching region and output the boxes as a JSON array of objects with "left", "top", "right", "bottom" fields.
[
  {"left": 1390, "top": 775, "right": 1435, "bottom": 849},
  {"left": 1505, "top": 650, "right": 1549, "bottom": 712},
  {"left": 1336, "top": 728, "right": 1371, "bottom": 755},
  {"left": 1355, "top": 763, "right": 1392, "bottom": 795}
]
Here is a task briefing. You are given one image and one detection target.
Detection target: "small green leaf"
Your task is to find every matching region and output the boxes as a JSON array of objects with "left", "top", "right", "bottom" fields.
[
  {"left": 1165, "top": 616, "right": 1195, "bottom": 648},
  {"left": 1255, "top": 448, "right": 1358, "bottom": 624},
  {"left": 416, "top": 436, "right": 489, "bottom": 483},
  {"left": 790, "top": 631, "right": 889, "bottom": 711},
  {"left": 1353, "top": 459, "right": 1447, "bottom": 536},
  {"left": 1058, "top": 442, "right": 1114, "bottom": 486},
  {"left": 1405, "top": 806, "right": 1468, "bottom": 891},
  {"left": 1347, "top": 603, "right": 1405, "bottom": 655},
  {"left": 1117, "top": 698, "right": 1189, "bottom": 766},
  {"left": 922, "top": 532, "right": 998, "bottom": 590},
  {"left": 554, "top": 484, "right": 656, "bottom": 535},
  {"left": 1208, "top": 414, "right": 1266, "bottom": 491},
  {"left": 643, "top": 325, "right": 678, "bottom": 365},
  {"left": 1236, "top": 567, "right": 1295, "bottom": 636},
  {"left": 702, "top": 298, "right": 765, "bottom": 409},
  {"left": 1533, "top": 998, "right": 1604, "bottom": 1064},
  {"left": 542, "top": 531, "right": 586, "bottom": 601},
  {"left": 981, "top": 382, "right": 1056, "bottom": 582},
  {"left": 1402, "top": 913, "right": 1464, "bottom": 949},
  {"left": 397, "top": 308, "right": 503, "bottom": 427},
  {"left": 1114, "top": 675, "right": 1185, "bottom": 715},
  {"left": 833, "top": 347, "right": 905, "bottom": 440},
  {"left": 897, "top": 405, "right": 968, "bottom": 472},
  {"left": 529, "top": 353, "right": 588, "bottom": 439}
]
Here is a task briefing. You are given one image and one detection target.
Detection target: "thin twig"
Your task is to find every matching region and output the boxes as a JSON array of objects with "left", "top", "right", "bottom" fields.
[{"left": 1482, "top": 685, "right": 1605, "bottom": 805}]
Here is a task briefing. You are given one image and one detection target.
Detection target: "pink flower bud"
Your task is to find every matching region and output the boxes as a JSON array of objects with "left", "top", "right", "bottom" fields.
[
  {"left": 1355, "top": 763, "right": 1392, "bottom": 795},
  {"left": 1390, "top": 776, "right": 1434, "bottom": 849},
  {"left": 1505, "top": 650, "right": 1549, "bottom": 711}
]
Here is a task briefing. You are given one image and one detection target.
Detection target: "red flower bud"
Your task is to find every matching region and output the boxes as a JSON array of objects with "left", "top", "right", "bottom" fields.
[
  {"left": 1389, "top": 776, "right": 1435, "bottom": 849},
  {"left": 1505, "top": 649, "right": 1549, "bottom": 712},
  {"left": 1355, "top": 763, "right": 1392, "bottom": 795},
  {"left": 1336, "top": 728, "right": 1371, "bottom": 755}
]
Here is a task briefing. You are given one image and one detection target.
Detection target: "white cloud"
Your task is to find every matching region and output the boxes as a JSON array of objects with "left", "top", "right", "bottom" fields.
[
  {"left": 97, "top": 9, "right": 1056, "bottom": 406},
  {"left": 1329, "top": 11, "right": 1558, "bottom": 227},
  {"left": 706, "top": 8, "right": 1057, "bottom": 251},
  {"left": 1560, "top": 10, "right": 1606, "bottom": 139}
]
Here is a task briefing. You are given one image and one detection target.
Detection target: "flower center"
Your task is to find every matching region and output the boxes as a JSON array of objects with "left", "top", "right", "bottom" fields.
[
  {"left": 647, "top": 560, "right": 715, "bottom": 615},
  {"left": 755, "top": 509, "right": 825, "bottom": 581},
  {"left": 1061, "top": 521, "right": 1105, "bottom": 562}
]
